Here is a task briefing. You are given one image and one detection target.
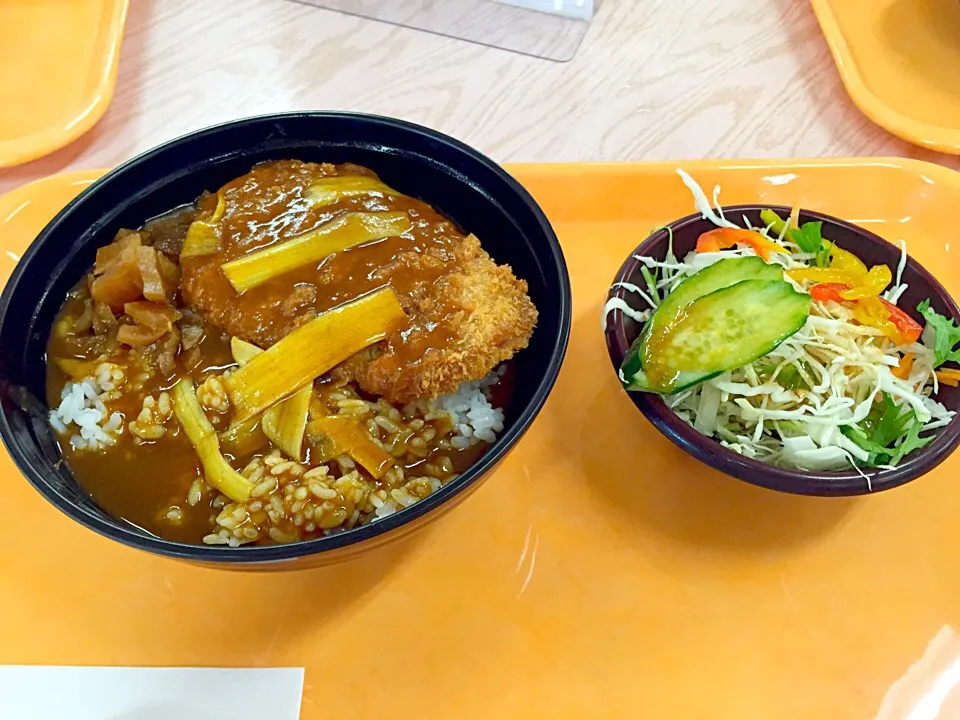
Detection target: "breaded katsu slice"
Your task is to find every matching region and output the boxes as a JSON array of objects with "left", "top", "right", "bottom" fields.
[
  {"left": 336, "top": 234, "right": 537, "bottom": 402},
  {"left": 180, "top": 161, "right": 537, "bottom": 405}
]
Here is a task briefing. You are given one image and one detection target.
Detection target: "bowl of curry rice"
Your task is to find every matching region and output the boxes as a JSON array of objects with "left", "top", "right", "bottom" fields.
[{"left": 0, "top": 113, "right": 571, "bottom": 568}]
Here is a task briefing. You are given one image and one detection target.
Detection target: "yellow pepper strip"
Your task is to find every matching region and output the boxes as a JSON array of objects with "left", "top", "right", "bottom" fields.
[
  {"left": 305, "top": 176, "right": 401, "bottom": 207},
  {"left": 936, "top": 369, "right": 960, "bottom": 387},
  {"left": 171, "top": 378, "right": 254, "bottom": 503},
  {"left": 308, "top": 415, "right": 394, "bottom": 479},
  {"left": 787, "top": 267, "right": 861, "bottom": 286},
  {"left": 787, "top": 264, "right": 891, "bottom": 300},
  {"left": 839, "top": 264, "right": 892, "bottom": 300},
  {"left": 850, "top": 296, "right": 901, "bottom": 341},
  {"left": 221, "top": 211, "right": 412, "bottom": 294},
  {"left": 828, "top": 244, "right": 867, "bottom": 275},
  {"left": 181, "top": 191, "right": 227, "bottom": 258},
  {"left": 789, "top": 243, "right": 887, "bottom": 299},
  {"left": 892, "top": 352, "right": 915, "bottom": 380},
  {"left": 790, "top": 241, "right": 905, "bottom": 341},
  {"left": 225, "top": 286, "right": 407, "bottom": 421}
]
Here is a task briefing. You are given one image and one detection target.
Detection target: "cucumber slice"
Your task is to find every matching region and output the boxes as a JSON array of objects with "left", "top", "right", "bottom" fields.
[
  {"left": 621, "top": 256, "right": 784, "bottom": 380},
  {"left": 624, "top": 279, "right": 811, "bottom": 394}
]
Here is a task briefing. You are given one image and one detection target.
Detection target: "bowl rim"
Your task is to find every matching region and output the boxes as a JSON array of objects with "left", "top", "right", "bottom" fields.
[
  {"left": 0, "top": 111, "right": 572, "bottom": 562},
  {"left": 604, "top": 203, "right": 960, "bottom": 496}
]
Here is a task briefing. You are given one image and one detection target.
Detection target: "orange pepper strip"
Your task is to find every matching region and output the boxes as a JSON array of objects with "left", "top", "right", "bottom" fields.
[
  {"left": 695, "top": 228, "right": 787, "bottom": 262},
  {"left": 892, "top": 353, "right": 915, "bottom": 380}
]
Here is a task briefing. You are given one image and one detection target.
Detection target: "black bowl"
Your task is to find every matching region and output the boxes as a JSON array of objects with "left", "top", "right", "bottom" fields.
[
  {"left": 0, "top": 112, "right": 571, "bottom": 568},
  {"left": 605, "top": 205, "right": 960, "bottom": 496}
]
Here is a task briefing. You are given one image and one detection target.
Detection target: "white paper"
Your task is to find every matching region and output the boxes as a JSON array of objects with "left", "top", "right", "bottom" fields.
[
  {"left": 494, "top": 0, "right": 596, "bottom": 21},
  {"left": 0, "top": 666, "right": 304, "bottom": 720}
]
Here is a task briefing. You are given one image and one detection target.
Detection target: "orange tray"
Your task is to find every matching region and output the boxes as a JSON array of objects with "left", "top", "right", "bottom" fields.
[
  {"left": 810, "top": 0, "right": 960, "bottom": 155},
  {"left": 0, "top": 0, "right": 128, "bottom": 168},
  {"left": 4, "top": 160, "right": 960, "bottom": 718}
]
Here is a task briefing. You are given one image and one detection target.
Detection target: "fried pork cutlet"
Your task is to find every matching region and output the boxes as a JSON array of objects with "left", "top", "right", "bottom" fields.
[
  {"left": 180, "top": 161, "right": 537, "bottom": 404},
  {"left": 336, "top": 234, "right": 537, "bottom": 402}
]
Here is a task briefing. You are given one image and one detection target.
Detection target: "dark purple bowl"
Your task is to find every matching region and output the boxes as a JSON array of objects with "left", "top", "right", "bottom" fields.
[{"left": 604, "top": 205, "right": 960, "bottom": 496}]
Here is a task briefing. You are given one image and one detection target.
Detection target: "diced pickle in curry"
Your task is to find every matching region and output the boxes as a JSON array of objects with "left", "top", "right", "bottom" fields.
[{"left": 46, "top": 160, "right": 536, "bottom": 547}]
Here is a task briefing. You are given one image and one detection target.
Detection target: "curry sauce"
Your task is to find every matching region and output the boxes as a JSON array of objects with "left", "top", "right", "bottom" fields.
[{"left": 46, "top": 160, "right": 532, "bottom": 546}]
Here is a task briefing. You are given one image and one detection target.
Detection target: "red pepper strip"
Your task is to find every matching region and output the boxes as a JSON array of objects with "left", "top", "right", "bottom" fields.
[
  {"left": 695, "top": 228, "right": 787, "bottom": 262},
  {"left": 809, "top": 283, "right": 851, "bottom": 302},
  {"left": 810, "top": 284, "right": 923, "bottom": 345},
  {"left": 878, "top": 298, "right": 923, "bottom": 344}
]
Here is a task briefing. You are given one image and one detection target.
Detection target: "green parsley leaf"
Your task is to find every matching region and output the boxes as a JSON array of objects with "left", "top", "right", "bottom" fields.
[
  {"left": 815, "top": 241, "right": 833, "bottom": 269},
  {"left": 888, "top": 419, "right": 936, "bottom": 466},
  {"left": 842, "top": 394, "right": 933, "bottom": 466},
  {"left": 839, "top": 425, "right": 890, "bottom": 464},
  {"left": 873, "top": 392, "right": 914, "bottom": 447},
  {"left": 917, "top": 299, "right": 960, "bottom": 368},
  {"left": 788, "top": 221, "right": 831, "bottom": 267}
]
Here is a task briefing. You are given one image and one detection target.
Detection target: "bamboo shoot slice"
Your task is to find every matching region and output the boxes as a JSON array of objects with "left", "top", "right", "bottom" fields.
[
  {"left": 229, "top": 336, "right": 311, "bottom": 461},
  {"left": 221, "top": 211, "right": 411, "bottom": 294},
  {"left": 54, "top": 358, "right": 100, "bottom": 379},
  {"left": 172, "top": 378, "right": 254, "bottom": 503},
  {"left": 181, "top": 190, "right": 227, "bottom": 258},
  {"left": 220, "top": 414, "right": 269, "bottom": 458},
  {"left": 261, "top": 385, "right": 313, "bottom": 461},
  {"left": 230, "top": 336, "right": 263, "bottom": 366},
  {"left": 305, "top": 176, "right": 401, "bottom": 207},
  {"left": 219, "top": 338, "right": 269, "bottom": 455},
  {"left": 225, "top": 287, "right": 406, "bottom": 421},
  {"left": 308, "top": 415, "right": 394, "bottom": 479},
  {"left": 181, "top": 223, "right": 220, "bottom": 258}
]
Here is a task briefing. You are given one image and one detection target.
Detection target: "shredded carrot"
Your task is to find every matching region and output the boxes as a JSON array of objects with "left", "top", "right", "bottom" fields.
[
  {"left": 936, "top": 368, "right": 960, "bottom": 387},
  {"left": 892, "top": 353, "right": 914, "bottom": 380}
]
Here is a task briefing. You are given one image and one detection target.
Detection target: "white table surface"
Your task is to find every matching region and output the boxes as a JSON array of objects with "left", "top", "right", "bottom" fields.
[{"left": 1, "top": 0, "right": 959, "bottom": 197}]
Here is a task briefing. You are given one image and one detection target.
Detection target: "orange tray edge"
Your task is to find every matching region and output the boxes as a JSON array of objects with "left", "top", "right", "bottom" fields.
[
  {"left": 0, "top": 0, "right": 129, "bottom": 168},
  {"left": 809, "top": 0, "right": 960, "bottom": 155}
]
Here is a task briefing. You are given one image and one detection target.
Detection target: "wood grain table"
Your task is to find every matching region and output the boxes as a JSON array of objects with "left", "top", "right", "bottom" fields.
[{"left": 2, "top": 0, "right": 959, "bottom": 198}]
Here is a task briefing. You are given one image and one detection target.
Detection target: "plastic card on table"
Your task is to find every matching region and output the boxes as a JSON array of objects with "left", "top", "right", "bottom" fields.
[{"left": 287, "top": 0, "right": 602, "bottom": 61}]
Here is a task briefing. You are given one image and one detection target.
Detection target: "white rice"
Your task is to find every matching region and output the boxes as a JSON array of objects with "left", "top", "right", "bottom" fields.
[
  {"left": 50, "top": 377, "right": 123, "bottom": 451},
  {"left": 430, "top": 366, "right": 506, "bottom": 447},
  {"left": 52, "top": 364, "right": 507, "bottom": 460},
  {"left": 370, "top": 369, "right": 507, "bottom": 524}
]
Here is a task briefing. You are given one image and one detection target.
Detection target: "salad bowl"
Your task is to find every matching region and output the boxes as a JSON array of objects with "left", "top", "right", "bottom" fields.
[{"left": 604, "top": 204, "right": 960, "bottom": 496}]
